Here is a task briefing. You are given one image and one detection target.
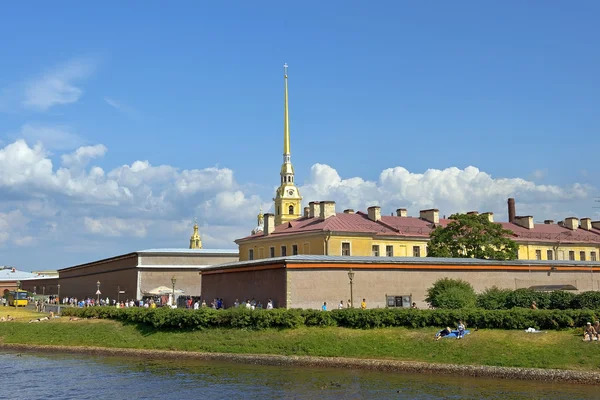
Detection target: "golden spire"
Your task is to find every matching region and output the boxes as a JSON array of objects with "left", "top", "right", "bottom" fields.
[{"left": 283, "top": 63, "right": 290, "bottom": 156}]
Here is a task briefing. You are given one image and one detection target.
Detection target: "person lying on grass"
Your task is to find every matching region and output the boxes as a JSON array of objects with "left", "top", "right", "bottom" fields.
[
  {"left": 0, "top": 315, "right": 15, "bottom": 322},
  {"left": 435, "top": 327, "right": 452, "bottom": 341}
]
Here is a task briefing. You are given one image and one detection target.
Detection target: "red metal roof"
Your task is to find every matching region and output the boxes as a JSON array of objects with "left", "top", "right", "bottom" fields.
[{"left": 236, "top": 211, "right": 600, "bottom": 245}]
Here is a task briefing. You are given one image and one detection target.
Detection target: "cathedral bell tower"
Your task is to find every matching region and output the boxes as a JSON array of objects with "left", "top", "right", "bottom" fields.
[{"left": 274, "top": 63, "right": 302, "bottom": 225}]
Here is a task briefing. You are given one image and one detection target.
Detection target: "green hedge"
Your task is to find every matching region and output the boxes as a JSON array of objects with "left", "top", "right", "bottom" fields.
[
  {"left": 60, "top": 307, "right": 599, "bottom": 331},
  {"left": 476, "top": 289, "right": 600, "bottom": 310}
]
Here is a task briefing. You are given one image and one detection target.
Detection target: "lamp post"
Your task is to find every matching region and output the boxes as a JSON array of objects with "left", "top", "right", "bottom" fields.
[
  {"left": 57, "top": 284, "right": 61, "bottom": 314},
  {"left": 96, "top": 280, "right": 101, "bottom": 304},
  {"left": 347, "top": 269, "right": 355, "bottom": 308},
  {"left": 171, "top": 276, "right": 177, "bottom": 307},
  {"left": 15, "top": 280, "right": 20, "bottom": 309}
]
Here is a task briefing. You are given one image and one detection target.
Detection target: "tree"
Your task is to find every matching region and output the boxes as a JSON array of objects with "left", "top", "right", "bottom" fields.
[
  {"left": 425, "top": 278, "right": 476, "bottom": 309},
  {"left": 427, "top": 213, "right": 519, "bottom": 260}
]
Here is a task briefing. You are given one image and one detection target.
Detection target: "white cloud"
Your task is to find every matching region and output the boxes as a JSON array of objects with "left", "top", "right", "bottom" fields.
[
  {"left": 61, "top": 144, "right": 107, "bottom": 168},
  {"left": 22, "top": 58, "right": 95, "bottom": 111},
  {"left": 0, "top": 139, "right": 596, "bottom": 269},
  {"left": 20, "top": 123, "right": 84, "bottom": 150},
  {"left": 104, "top": 97, "right": 140, "bottom": 118},
  {"left": 531, "top": 169, "right": 546, "bottom": 180},
  {"left": 300, "top": 163, "right": 593, "bottom": 221}
]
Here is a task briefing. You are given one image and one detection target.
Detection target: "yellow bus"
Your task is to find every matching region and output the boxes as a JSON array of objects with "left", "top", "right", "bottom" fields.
[{"left": 7, "top": 290, "right": 28, "bottom": 307}]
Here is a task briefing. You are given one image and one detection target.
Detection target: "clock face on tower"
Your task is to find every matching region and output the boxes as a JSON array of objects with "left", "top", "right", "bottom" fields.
[{"left": 288, "top": 189, "right": 294, "bottom": 196}]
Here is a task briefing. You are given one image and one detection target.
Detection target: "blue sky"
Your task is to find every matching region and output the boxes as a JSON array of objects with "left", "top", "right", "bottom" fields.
[{"left": 1, "top": 2, "right": 599, "bottom": 270}]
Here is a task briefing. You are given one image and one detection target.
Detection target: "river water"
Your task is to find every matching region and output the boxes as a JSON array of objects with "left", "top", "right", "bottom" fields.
[{"left": 0, "top": 351, "right": 597, "bottom": 399}]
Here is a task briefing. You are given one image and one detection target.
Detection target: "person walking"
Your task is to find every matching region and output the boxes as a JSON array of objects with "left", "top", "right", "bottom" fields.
[
  {"left": 361, "top": 298, "right": 367, "bottom": 309},
  {"left": 321, "top": 302, "right": 327, "bottom": 311}
]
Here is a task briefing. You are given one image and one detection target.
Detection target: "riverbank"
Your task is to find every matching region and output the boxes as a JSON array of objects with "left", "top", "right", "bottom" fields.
[
  {"left": 1, "top": 309, "right": 599, "bottom": 383},
  {"left": 2, "top": 343, "right": 600, "bottom": 385}
]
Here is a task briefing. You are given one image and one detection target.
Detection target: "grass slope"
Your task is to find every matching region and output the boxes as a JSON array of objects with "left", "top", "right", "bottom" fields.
[{"left": 1, "top": 307, "right": 599, "bottom": 371}]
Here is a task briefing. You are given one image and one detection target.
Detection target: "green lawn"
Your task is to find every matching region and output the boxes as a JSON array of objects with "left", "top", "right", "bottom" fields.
[{"left": 1, "top": 317, "right": 599, "bottom": 371}]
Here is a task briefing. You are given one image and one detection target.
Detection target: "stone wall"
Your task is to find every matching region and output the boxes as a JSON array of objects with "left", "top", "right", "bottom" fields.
[
  {"left": 139, "top": 269, "right": 202, "bottom": 298},
  {"left": 201, "top": 266, "right": 286, "bottom": 308},
  {"left": 287, "top": 267, "right": 600, "bottom": 310}
]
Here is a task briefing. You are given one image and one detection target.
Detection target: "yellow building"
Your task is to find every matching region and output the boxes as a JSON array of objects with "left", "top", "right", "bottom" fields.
[
  {"left": 236, "top": 201, "right": 600, "bottom": 262},
  {"left": 235, "top": 67, "right": 600, "bottom": 262}
]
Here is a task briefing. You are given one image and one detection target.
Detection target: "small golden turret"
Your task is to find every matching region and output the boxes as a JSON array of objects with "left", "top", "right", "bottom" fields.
[{"left": 189, "top": 218, "right": 202, "bottom": 249}]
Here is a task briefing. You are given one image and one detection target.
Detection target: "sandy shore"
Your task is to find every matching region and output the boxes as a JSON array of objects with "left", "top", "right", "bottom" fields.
[{"left": 2, "top": 343, "right": 599, "bottom": 384}]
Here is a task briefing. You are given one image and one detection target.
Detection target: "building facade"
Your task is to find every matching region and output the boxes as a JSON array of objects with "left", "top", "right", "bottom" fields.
[
  {"left": 237, "top": 200, "right": 600, "bottom": 263},
  {"left": 201, "top": 255, "right": 600, "bottom": 310},
  {"left": 55, "top": 249, "right": 239, "bottom": 300}
]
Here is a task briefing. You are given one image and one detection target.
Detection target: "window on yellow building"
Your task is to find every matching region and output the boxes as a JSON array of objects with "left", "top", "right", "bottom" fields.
[
  {"left": 292, "top": 244, "right": 298, "bottom": 255},
  {"left": 386, "top": 245, "right": 394, "bottom": 257},
  {"left": 535, "top": 250, "right": 541, "bottom": 260},
  {"left": 580, "top": 251, "right": 586, "bottom": 261},
  {"left": 342, "top": 242, "right": 351, "bottom": 256},
  {"left": 281, "top": 246, "right": 287, "bottom": 256},
  {"left": 413, "top": 246, "right": 421, "bottom": 257},
  {"left": 372, "top": 245, "right": 380, "bottom": 257},
  {"left": 591, "top": 252, "right": 597, "bottom": 262},
  {"left": 303, "top": 242, "right": 310, "bottom": 254},
  {"left": 547, "top": 250, "right": 553, "bottom": 260},
  {"left": 269, "top": 247, "right": 275, "bottom": 258},
  {"left": 289, "top": 205, "right": 294, "bottom": 215},
  {"left": 249, "top": 249, "right": 254, "bottom": 261},
  {"left": 569, "top": 251, "right": 575, "bottom": 261}
]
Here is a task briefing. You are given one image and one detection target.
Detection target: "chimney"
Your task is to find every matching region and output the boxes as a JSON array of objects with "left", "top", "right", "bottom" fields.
[
  {"left": 343, "top": 209, "right": 354, "bottom": 214},
  {"left": 508, "top": 198, "right": 516, "bottom": 223},
  {"left": 544, "top": 220, "right": 554, "bottom": 225},
  {"left": 309, "top": 201, "right": 321, "bottom": 218},
  {"left": 367, "top": 206, "right": 381, "bottom": 222},
  {"left": 263, "top": 213, "right": 275, "bottom": 235},
  {"left": 303, "top": 207, "right": 310, "bottom": 218},
  {"left": 420, "top": 209, "right": 439, "bottom": 224},
  {"left": 592, "top": 221, "right": 600, "bottom": 230},
  {"left": 396, "top": 208, "right": 407, "bottom": 217},
  {"left": 320, "top": 201, "right": 336, "bottom": 220},
  {"left": 467, "top": 211, "right": 479, "bottom": 215},
  {"left": 564, "top": 217, "right": 579, "bottom": 230},
  {"left": 482, "top": 212, "right": 494, "bottom": 223},
  {"left": 580, "top": 218, "right": 592, "bottom": 231},
  {"left": 514, "top": 215, "right": 534, "bottom": 229}
]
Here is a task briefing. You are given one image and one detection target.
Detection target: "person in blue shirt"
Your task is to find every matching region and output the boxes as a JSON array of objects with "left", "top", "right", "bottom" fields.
[
  {"left": 457, "top": 320, "right": 466, "bottom": 339},
  {"left": 321, "top": 302, "right": 327, "bottom": 311}
]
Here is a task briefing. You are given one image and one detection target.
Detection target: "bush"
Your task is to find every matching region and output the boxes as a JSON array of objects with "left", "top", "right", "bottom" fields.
[
  {"left": 571, "top": 291, "right": 600, "bottom": 309},
  {"left": 425, "top": 278, "right": 476, "bottom": 309},
  {"left": 549, "top": 291, "right": 577, "bottom": 310},
  {"left": 60, "top": 306, "right": 599, "bottom": 331},
  {"left": 477, "top": 286, "right": 512, "bottom": 310},
  {"left": 505, "top": 289, "right": 550, "bottom": 309}
]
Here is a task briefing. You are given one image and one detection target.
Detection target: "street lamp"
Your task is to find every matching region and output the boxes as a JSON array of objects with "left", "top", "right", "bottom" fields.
[
  {"left": 171, "top": 276, "right": 177, "bottom": 307},
  {"left": 15, "top": 280, "right": 20, "bottom": 309},
  {"left": 347, "top": 269, "right": 355, "bottom": 308},
  {"left": 96, "top": 280, "right": 101, "bottom": 304},
  {"left": 57, "top": 284, "right": 61, "bottom": 314}
]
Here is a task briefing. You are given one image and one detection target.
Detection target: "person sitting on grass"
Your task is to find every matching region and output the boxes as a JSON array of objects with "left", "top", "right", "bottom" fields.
[
  {"left": 435, "top": 327, "right": 452, "bottom": 341},
  {"left": 583, "top": 322, "right": 597, "bottom": 341},
  {"left": 594, "top": 321, "right": 600, "bottom": 340},
  {"left": 457, "top": 320, "right": 466, "bottom": 339}
]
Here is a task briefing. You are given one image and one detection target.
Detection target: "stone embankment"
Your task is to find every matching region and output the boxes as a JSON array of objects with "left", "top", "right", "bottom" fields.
[{"left": 2, "top": 343, "right": 599, "bottom": 384}]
